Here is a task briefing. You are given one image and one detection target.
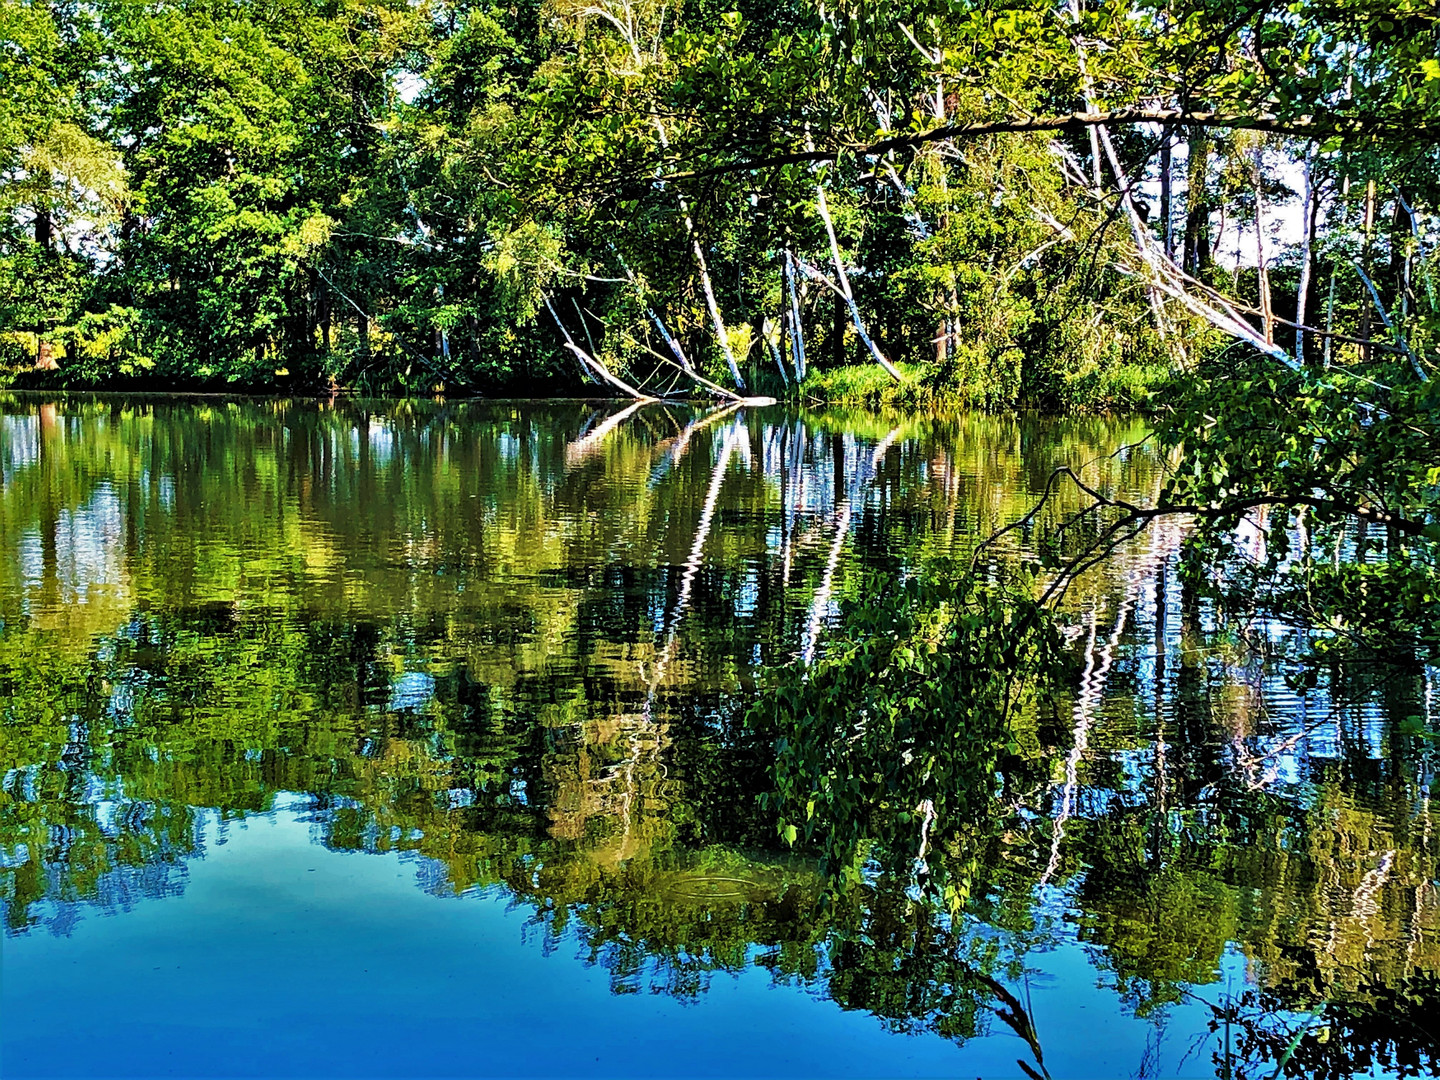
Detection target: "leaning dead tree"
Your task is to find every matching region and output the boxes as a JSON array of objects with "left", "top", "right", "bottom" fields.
[
  {"left": 808, "top": 177, "right": 904, "bottom": 382},
  {"left": 543, "top": 294, "right": 653, "bottom": 398},
  {"left": 568, "top": 0, "right": 747, "bottom": 391},
  {"left": 613, "top": 256, "right": 746, "bottom": 401}
]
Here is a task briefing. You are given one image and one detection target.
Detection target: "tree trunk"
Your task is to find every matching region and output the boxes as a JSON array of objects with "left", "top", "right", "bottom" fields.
[
  {"left": 33, "top": 208, "right": 58, "bottom": 371},
  {"left": 1160, "top": 135, "right": 1173, "bottom": 259},
  {"left": 651, "top": 117, "right": 746, "bottom": 390},
  {"left": 1183, "top": 127, "right": 1211, "bottom": 276},
  {"left": 1251, "top": 149, "right": 1273, "bottom": 344},
  {"left": 1359, "top": 179, "right": 1376, "bottom": 361},
  {"left": 1389, "top": 193, "right": 1411, "bottom": 323},
  {"left": 1065, "top": 0, "right": 1103, "bottom": 190},
  {"left": 692, "top": 237, "right": 746, "bottom": 390},
  {"left": 764, "top": 318, "right": 787, "bottom": 386},
  {"left": 814, "top": 180, "right": 903, "bottom": 380},
  {"left": 1395, "top": 188, "right": 1435, "bottom": 312},
  {"left": 648, "top": 308, "right": 692, "bottom": 373},
  {"left": 1295, "top": 150, "right": 1318, "bottom": 365},
  {"left": 1323, "top": 175, "right": 1349, "bottom": 367},
  {"left": 543, "top": 294, "right": 649, "bottom": 399},
  {"left": 785, "top": 249, "right": 807, "bottom": 381},
  {"left": 779, "top": 255, "right": 791, "bottom": 382},
  {"left": 1094, "top": 124, "right": 1173, "bottom": 347},
  {"left": 35, "top": 208, "right": 53, "bottom": 251}
]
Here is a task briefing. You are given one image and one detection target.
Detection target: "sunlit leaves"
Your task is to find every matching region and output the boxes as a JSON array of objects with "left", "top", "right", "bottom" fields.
[
  {"left": 749, "top": 570, "right": 1065, "bottom": 909},
  {"left": 1157, "top": 353, "right": 1440, "bottom": 656}
]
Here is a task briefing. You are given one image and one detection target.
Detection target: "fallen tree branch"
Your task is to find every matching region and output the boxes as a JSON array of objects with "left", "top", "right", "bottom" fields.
[{"left": 543, "top": 294, "right": 653, "bottom": 399}]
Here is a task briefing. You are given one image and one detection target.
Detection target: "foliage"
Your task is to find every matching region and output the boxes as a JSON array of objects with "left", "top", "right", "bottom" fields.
[
  {"left": 1156, "top": 345, "right": 1440, "bottom": 657},
  {"left": 1212, "top": 974, "right": 1440, "bottom": 1080},
  {"left": 751, "top": 571, "right": 1065, "bottom": 910},
  {"left": 5, "top": 0, "right": 1434, "bottom": 402}
]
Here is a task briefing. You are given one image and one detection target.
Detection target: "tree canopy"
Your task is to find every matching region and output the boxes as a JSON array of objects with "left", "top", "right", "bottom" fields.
[{"left": 0, "top": 0, "right": 1433, "bottom": 405}]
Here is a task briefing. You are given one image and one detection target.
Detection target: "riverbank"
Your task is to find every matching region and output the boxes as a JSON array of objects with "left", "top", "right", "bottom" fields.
[{"left": 2, "top": 354, "right": 1177, "bottom": 413}]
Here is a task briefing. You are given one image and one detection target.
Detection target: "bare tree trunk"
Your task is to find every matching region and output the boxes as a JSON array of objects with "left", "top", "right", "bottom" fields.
[
  {"left": 543, "top": 294, "right": 651, "bottom": 399},
  {"left": 778, "top": 255, "right": 791, "bottom": 384},
  {"left": 579, "top": 11, "right": 747, "bottom": 391},
  {"left": 650, "top": 120, "right": 746, "bottom": 390},
  {"left": 1062, "top": 0, "right": 1104, "bottom": 190},
  {"left": 814, "top": 180, "right": 903, "bottom": 381},
  {"left": 692, "top": 237, "right": 746, "bottom": 389},
  {"left": 1065, "top": 0, "right": 1170, "bottom": 349},
  {"left": 1323, "top": 175, "right": 1350, "bottom": 367},
  {"left": 1092, "top": 125, "right": 1173, "bottom": 345},
  {"left": 1394, "top": 187, "right": 1435, "bottom": 311},
  {"left": 1389, "top": 193, "right": 1413, "bottom": 325},
  {"left": 1295, "top": 149, "right": 1318, "bottom": 365},
  {"left": 1251, "top": 147, "right": 1274, "bottom": 344},
  {"left": 785, "top": 250, "right": 807, "bottom": 382},
  {"left": 613, "top": 254, "right": 708, "bottom": 390},
  {"left": 763, "top": 317, "right": 787, "bottom": 386},
  {"left": 1088, "top": 127, "right": 1104, "bottom": 189},
  {"left": 648, "top": 309, "right": 691, "bottom": 372},
  {"left": 1355, "top": 260, "right": 1427, "bottom": 381},
  {"left": 572, "top": 297, "right": 600, "bottom": 361}
]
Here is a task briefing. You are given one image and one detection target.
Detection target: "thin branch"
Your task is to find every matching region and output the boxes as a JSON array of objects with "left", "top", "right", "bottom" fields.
[{"left": 1354, "top": 262, "right": 1430, "bottom": 382}]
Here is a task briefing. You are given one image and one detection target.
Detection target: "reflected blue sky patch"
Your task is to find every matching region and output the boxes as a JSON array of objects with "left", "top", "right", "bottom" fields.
[{"left": 2, "top": 799, "right": 1233, "bottom": 1079}]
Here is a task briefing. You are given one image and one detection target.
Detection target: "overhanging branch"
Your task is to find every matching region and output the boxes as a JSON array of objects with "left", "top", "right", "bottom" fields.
[{"left": 659, "top": 109, "right": 1422, "bottom": 182}]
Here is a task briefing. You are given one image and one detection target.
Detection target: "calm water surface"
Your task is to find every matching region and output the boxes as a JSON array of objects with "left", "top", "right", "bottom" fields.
[{"left": 1, "top": 395, "right": 1435, "bottom": 1078}]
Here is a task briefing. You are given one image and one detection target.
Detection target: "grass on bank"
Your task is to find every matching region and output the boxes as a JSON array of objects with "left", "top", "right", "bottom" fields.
[{"left": 799, "top": 357, "right": 1175, "bottom": 412}]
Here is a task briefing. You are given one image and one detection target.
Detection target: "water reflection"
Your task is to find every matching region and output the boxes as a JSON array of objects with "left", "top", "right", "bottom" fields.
[{"left": 1, "top": 394, "right": 1436, "bottom": 1078}]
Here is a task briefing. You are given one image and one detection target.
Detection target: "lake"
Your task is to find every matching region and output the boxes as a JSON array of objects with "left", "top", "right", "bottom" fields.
[{"left": 1, "top": 395, "right": 1435, "bottom": 1078}]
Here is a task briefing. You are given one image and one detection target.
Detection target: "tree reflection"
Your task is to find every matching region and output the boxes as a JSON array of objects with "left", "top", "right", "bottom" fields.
[{"left": 0, "top": 395, "right": 1436, "bottom": 1077}]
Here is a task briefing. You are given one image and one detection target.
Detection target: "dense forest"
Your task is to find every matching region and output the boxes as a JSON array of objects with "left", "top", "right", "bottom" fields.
[{"left": 1, "top": 0, "right": 1436, "bottom": 405}]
